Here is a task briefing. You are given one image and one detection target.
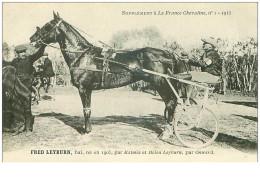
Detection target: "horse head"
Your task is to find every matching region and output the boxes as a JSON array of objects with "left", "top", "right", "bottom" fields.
[{"left": 30, "top": 11, "right": 63, "bottom": 47}]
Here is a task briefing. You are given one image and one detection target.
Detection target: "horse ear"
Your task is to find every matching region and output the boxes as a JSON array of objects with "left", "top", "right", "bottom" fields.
[
  {"left": 36, "top": 26, "right": 40, "bottom": 31},
  {"left": 53, "top": 11, "right": 58, "bottom": 19},
  {"left": 57, "top": 12, "right": 60, "bottom": 18}
]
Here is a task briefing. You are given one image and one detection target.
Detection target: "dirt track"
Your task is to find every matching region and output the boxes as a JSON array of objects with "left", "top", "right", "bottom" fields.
[{"left": 2, "top": 86, "right": 258, "bottom": 162}]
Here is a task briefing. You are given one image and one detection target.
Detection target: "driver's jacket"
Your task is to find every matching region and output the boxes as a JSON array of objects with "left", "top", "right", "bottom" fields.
[{"left": 188, "top": 50, "right": 222, "bottom": 76}]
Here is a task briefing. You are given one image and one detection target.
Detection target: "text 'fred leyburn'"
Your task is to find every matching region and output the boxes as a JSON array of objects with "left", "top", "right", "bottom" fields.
[{"left": 31, "top": 150, "right": 71, "bottom": 154}]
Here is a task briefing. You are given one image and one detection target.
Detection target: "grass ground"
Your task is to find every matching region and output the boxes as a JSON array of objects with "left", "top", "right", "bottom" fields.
[{"left": 2, "top": 86, "right": 258, "bottom": 162}]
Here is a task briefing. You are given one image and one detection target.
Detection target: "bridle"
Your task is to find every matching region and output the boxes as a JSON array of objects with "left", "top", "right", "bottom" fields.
[
  {"left": 36, "top": 19, "right": 63, "bottom": 44},
  {"left": 34, "top": 18, "right": 102, "bottom": 70},
  {"left": 35, "top": 19, "right": 89, "bottom": 54}
]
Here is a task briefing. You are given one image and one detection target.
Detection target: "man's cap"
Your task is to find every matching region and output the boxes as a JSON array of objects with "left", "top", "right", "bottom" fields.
[
  {"left": 43, "top": 53, "right": 48, "bottom": 56},
  {"left": 15, "top": 45, "right": 27, "bottom": 53},
  {"left": 201, "top": 38, "right": 216, "bottom": 47}
]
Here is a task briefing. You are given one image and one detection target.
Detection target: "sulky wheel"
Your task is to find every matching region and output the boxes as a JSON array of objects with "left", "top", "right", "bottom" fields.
[{"left": 174, "top": 102, "right": 219, "bottom": 149}]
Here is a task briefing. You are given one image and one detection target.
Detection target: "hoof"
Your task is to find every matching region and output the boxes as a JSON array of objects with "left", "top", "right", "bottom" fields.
[
  {"left": 85, "top": 125, "right": 92, "bottom": 134},
  {"left": 159, "top": 124, "right": 173, "bottom": 140},
  {"left": 185, "top": 100, "right": 191, "bottom": 106},
  {"left": 12, "top": 125, "right": 25, "bottom": 136},
  {"left": 158, "top": 131, "right": 173, "bottom": 140},
  {"left": 25, "top": 131, "right": 33, "bottom": 137},
  {"left": 12, "top": 131, "right": 22, "bottom": 136}
]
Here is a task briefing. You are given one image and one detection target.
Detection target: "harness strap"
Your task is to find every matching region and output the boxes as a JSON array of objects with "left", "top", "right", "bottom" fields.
[
  {"left": 39, "top": 19, "right": 63, "bottom": 42},
  {"left": 70, "top": 48, "right": 91, "bottom": 67},
  {"left": 101, "top": 58, "right": 110, "bottom": 87}
]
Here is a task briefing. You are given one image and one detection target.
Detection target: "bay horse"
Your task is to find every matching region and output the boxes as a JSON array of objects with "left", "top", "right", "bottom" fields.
[{"left": 30, "top": 12, "right": 181, "bottom": 138}]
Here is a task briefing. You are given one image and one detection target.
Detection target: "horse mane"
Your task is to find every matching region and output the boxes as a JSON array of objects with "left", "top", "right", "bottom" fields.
[{"left": 61, "top": 20, "right": 96, "bottom": 49}]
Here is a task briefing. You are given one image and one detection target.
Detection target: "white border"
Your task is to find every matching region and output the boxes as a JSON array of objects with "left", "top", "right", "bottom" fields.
[{"left": 1, "top": 1, "right": 259, "bottom": 180}]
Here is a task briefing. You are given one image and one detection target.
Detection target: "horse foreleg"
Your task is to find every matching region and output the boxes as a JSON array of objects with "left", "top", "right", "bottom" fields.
[{"left": 79, "top": 88, "right": 92, "bottom": 134}]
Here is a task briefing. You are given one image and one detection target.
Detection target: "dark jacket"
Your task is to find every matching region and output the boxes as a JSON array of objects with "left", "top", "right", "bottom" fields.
[
  {"left": 37, "top": 58, "right": 55, "bottom": 77},
  {"left": 9, "top": 46, "right": 46, "bottom": 90},
  {"left": 188, "top": 50, "right": 222, "bottom": 76}
]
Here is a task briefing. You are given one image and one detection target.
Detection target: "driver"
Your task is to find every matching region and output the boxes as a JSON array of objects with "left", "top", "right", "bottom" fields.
[{"left": 179, "top": 38, "right": 222, "bottom": 84}]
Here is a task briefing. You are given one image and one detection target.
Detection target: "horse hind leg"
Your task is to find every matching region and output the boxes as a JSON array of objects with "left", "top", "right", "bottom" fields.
[{"left": 154, "top": 87, "right": 177, "bottom": 140}]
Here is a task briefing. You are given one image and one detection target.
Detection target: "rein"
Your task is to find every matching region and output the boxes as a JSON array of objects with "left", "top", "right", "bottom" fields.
[{"left": 40, "top": 41, "right": 85, "bottom": 53}]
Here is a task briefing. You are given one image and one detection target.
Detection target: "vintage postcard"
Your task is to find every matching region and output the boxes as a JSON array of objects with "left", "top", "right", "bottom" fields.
[{"left": 2, "top": 2, "right": 258, "bottom": 162}]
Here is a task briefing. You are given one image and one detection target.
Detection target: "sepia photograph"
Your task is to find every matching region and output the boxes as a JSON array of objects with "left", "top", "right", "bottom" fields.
[{"left": 2, "top": 2, "right": 258, "bottom": 162}]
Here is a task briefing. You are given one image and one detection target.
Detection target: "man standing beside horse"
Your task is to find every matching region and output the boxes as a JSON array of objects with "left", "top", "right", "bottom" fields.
[{"left": 3, "top": 44, "right": 46, "bottom": 135}]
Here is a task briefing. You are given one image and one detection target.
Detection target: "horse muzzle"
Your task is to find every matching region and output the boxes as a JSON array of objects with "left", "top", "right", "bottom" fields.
[
  {"left": 30, "top": 42, "right": 37, "bottom": 46},
  {"left": 30, "top": 41, "right": 41, "bottom": 48}
]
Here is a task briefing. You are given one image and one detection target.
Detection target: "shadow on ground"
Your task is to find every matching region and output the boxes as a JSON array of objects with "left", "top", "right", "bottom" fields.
[
  {"left": 233, "top": 114, "right": 258, "bottom": 122},
  {"left": 41, "top": 95, "right": 54, "bottom": 100},
  {"left": 38, "top": 112, "right": 257, "bottom": 153},
  {"left": 38, "top": 112, "right": 165, "bottom": 135},
  {"left": 223, "top": 101, "right": 257, "bottom": 108},
  {"left": 195, "top": 128, "right": 257, "bottom": 154},
  {"left": 216, "top": 133, "right": 257, "bottom": 154}
]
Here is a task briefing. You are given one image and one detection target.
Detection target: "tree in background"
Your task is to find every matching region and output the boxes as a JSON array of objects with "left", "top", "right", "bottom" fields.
[
  {"left": 110, "top": 26, "right": 182, "bottom": 51},
  {"left": 110, "top": 27, "right": 258, "bottom": 95},
  {"left": 218, "top": 37, "right": 257, "bottom": 94},
  {"left": 189, "top": 37, "right": 258, "bottom": 94}
]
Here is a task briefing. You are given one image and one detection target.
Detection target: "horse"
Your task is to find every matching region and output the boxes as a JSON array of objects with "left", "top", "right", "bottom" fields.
[{"left": 30, "top": 12, "right": 182, "bottom": 137}]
